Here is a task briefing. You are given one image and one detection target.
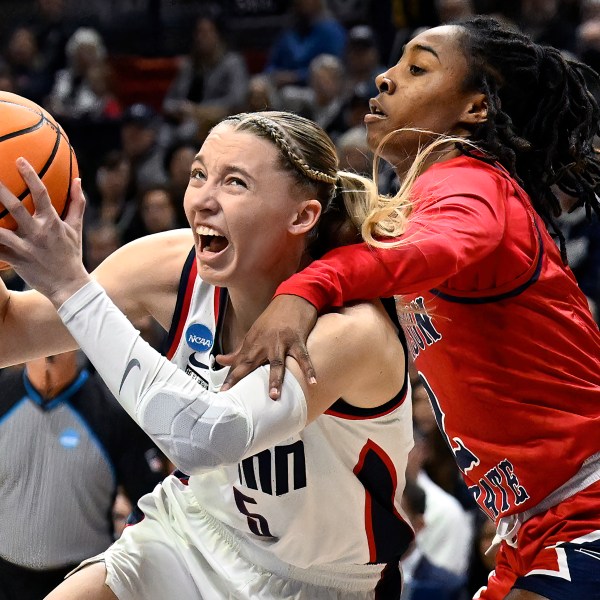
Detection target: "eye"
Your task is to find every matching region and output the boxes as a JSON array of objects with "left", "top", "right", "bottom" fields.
[
  {"left": 190, "top": 167, "right": 206, "bottom": 181},
  {"left": 409, "top": 64, "right": 426, "bottom": 75},
  {"left": 226, "top": 176, "right": 247, "bottom": 189}
]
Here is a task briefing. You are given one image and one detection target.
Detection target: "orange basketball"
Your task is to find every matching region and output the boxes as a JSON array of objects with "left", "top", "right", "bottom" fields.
[{"left": 0, "top": 91, "right": 79, "bottom": 269}]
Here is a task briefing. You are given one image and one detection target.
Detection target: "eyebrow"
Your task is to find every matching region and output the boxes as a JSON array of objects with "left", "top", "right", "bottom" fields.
[
  {"left": 404, "top": 43, "right": 441, "bottom": 63},
  {"left": 192, "top": 156, "right": 257, "bottom": 183}
]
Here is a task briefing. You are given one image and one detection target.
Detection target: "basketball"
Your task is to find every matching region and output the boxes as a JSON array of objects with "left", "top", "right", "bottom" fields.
[{"left": 0, "top": 91, "right": 78, "bottom": 269}]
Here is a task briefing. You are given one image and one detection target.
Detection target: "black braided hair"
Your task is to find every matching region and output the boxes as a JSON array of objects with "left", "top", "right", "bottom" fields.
[{"left": 455, "top": 16, "right": 600, "bottom": 261}]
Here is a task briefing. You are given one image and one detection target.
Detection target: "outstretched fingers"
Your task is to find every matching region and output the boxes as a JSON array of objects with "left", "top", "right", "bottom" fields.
[
  {"left": 15, "top": 157, "right": 54, "bottom": 216},
  {"left": 0, "top": 160, "right": 90, "bottom": 305},
  {"left": 0, "top": 158, "right": 57, "bottom": 239},
  {"left": 64, "top": 177, "right": 86, "bottom": 235}
]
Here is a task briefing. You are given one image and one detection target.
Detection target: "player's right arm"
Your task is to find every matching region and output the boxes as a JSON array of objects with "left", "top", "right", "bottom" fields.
[{"left": 0, "top": 228, "right": 192, "bottom": 367}]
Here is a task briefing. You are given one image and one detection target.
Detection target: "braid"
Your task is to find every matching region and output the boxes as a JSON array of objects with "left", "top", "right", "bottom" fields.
[
  {"left": 457, "top": 16, "right": 600, "bottom": 261},
  {"left": 222, "top": 113, "right": 337, "bottom": 186}
]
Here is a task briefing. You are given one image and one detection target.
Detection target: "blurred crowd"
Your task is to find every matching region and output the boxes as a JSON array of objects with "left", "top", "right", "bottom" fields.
[{"left": 0, "top": 0, "right": 599, "bottom": 598}]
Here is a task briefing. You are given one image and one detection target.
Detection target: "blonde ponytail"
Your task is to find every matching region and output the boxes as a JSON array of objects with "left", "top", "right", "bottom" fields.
[{"left": 362, "top": 129, "right": 481, "bottom": 248}]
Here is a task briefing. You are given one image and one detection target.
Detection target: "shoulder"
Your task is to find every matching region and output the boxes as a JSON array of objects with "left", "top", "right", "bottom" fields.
[
  {"left": 316, "top": 18, "right": 346, "bottom": 35},
  {"left": 93, "top": 229, "right": 192, "bottom": 285},
  {"left": 311, "top": 301, "right": 405, "bottom": 407},
  {"left": 92, "top": 229, "right": 194, "bottom": 327},
  {"left": 314, "top": 301, "right": 394, "bottom": 343},
  {"left": 415, "top": 156, "right": 511, "bottom": 202},
  {"left": 223, "top": 52, "right": 247, "bottom": 68}
]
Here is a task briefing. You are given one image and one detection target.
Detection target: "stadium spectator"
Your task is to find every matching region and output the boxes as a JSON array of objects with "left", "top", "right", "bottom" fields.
[
  {"left": 120, "top": 103, "right": 169, "bottom": 190},
  {"left": 279, "top": 53, "right": 347, "bottom": 137},
  {"left": 123, "top": 184, "right": 183, "bottom": 243},
  {"left": 343, "top": 25, "right": 383, "bottom": 98},
  {"left": 401, "top": 479, "right": 469, "bottom": 600},
  {"left": 162, "top": 11, "right": 249, "bottom": 142},
  {"left": 264, "top": 0, "right": 346, "bottom": 88},
  {"left": 4, "top": 25, "right": 52, "bottom": 104},
  {"left": 86, "top": 150, "right": 136, "bottom": 236},
  {"left": 47, "top": 27, "right": 110, "bottom": 119}
]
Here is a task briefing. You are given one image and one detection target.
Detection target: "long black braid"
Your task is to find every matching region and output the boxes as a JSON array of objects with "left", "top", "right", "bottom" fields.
[{"left": 455, "top": 16, "right": 600, "bottom": 261}]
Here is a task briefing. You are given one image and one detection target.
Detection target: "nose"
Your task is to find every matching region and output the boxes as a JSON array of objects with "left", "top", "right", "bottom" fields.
[
  {"left": 185, "top": 182, "right": 219, "bottom": 214},
  {"left": 376, "top": 73, "right": 395, "bottom": 94}
]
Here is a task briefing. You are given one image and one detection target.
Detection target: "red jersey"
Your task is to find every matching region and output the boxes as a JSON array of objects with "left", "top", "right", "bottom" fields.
[{"left": 277, "top": 155, "right": 600, "bottom": 521}]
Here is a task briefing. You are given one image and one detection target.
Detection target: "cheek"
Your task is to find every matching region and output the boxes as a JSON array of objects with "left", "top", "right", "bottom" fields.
[{"left": 234, "top": 206, "right": 291, "bottom": 252}]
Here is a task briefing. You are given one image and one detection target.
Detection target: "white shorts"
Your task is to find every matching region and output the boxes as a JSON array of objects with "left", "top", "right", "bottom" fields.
[{"left": 69, "top": 476, "right": 388, "bottom": 599}]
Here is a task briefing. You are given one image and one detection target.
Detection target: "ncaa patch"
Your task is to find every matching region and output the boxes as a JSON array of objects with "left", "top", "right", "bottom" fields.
[
  {"left": 59, "top": 428, "right": 80, "bottom": 449},
  {"left": 185, "top": 323, "right": 214, "bottom": 352}
]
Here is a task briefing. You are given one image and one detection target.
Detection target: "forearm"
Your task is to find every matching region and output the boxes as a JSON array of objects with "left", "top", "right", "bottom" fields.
[
  {"left": 276, "top": 195, "right": 505, "bottom": 310},
  {"left": 58, "top": 282, "right": 307, "bottom": 474}
]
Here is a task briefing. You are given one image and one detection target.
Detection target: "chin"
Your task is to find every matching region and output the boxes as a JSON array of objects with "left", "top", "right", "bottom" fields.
[{"left": 196, "top": 261, "right": 232, "bottom": 288}]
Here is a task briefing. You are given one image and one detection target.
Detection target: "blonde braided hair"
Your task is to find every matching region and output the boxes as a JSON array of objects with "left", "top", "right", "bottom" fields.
[{"left": 222, "top": 112, "right": 338, "bottom": 188}]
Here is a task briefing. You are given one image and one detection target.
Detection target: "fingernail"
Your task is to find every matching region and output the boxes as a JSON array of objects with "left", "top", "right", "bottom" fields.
[
  {"left": 16, "top": 157, "right": 26, "bottom": 167},
  {"left": 309, "top": 377, "right": 317, "bottom": 385},
  {"left": 270, "top": 387, "right": 279, "bottom": 397}
]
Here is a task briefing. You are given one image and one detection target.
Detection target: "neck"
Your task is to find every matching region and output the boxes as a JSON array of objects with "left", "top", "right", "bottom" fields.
[
  {"left": 26, "top": 363, "right": 79, "bottom": 400},
  {"left": 392, "top": 144, "right": 463, "bottom": 180},
  {"left": 220, "top": 249, "right": 309, "bottom": 353}
]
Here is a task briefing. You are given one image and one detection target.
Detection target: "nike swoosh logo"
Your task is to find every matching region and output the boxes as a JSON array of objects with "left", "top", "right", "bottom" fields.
[
  {"left": 188, "top": 353, "right": 209, "bottom": 370},
  {"left": 119, "top": 358, "right": 141, "bottom": 393}
]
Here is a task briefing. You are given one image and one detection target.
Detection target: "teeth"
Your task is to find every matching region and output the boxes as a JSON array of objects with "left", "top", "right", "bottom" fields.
[{"left": 196, "top": 225, "right": 222, "bottom": 236}]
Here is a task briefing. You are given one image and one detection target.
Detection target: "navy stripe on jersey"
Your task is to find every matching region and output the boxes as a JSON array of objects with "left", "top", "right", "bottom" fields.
[
  {"left": 430, "top": 220, "right": 544, "bottom": 304},
  {"left": 354, "top": 439, "right": 414, "bottom": 563},
  {"left": 326, "top": 386, "right": 408, "bottom": 420},
  {"left": 325, "top": 297, "right": 409, "bottom": 419},
  {"left": 375, "top": 560, "right": 402, "bottom": 600},
  {"left": 429, "top": 166, "right": 545, "bottom": 304},
  {"left": 211, "top": 287, "right": 229, "bottom": 359},
  {"left": 164, "top": 247, "right": 196, "bottom": 359}
]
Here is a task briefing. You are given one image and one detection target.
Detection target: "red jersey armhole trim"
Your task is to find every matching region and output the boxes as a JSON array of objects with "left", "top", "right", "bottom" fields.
[{"left": 166, "top": 257, "right": 198, "bottom": 360}]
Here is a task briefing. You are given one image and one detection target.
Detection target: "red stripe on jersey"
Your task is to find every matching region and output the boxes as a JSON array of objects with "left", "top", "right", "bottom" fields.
[
  {"left": 166, "top": 257, "right": 198, "bottom": 360},
  {"left": 214, "top": 287, "right": 221, "bottom": 322}
]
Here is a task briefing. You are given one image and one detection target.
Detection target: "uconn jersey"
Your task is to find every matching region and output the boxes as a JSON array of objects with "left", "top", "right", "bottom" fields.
[{"left": 163, "top": 250, "right": 415, "bottom": 568}]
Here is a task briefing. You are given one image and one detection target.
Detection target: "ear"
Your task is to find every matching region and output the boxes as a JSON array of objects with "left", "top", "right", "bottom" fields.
[
  {"left": 461, "top": 92, "right": 488, "bottom": 126},
  {"left": 289, "top": 199, "right": 321, "bottom": 236}
]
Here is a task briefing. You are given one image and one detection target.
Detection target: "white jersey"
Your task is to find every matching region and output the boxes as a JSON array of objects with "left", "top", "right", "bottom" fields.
[{"left": 164, "top": 250, "right": 415, "bottom": 569}]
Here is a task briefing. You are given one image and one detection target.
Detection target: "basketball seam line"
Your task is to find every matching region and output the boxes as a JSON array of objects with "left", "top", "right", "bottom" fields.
[{"left": 0, "top": 119, "right": 65, "bottom": 220}]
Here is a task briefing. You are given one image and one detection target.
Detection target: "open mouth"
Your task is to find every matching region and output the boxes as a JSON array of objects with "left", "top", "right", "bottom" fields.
[
  {"left": 196, "top": 225, "right": 229, "bottom": 254},
  {"left": 368, "top": 99, "right": 386, "bottom": 117}
]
